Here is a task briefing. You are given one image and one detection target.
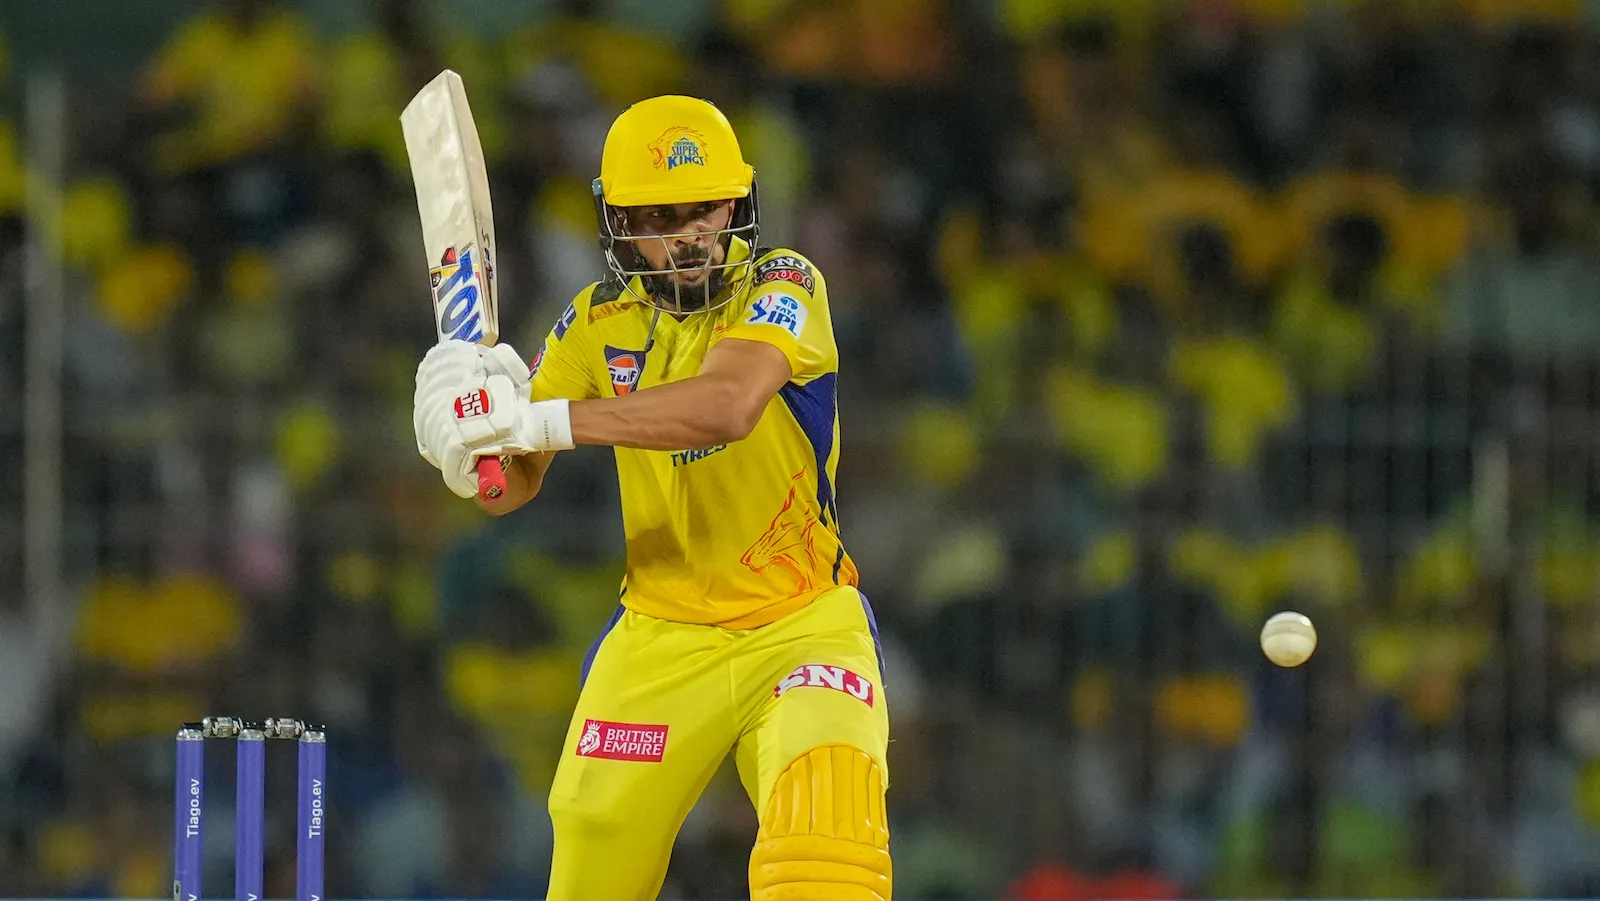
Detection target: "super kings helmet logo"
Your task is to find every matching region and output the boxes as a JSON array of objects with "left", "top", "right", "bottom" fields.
[
  {"left": 649, "top": 126, "right": 707, "bottom": 170},
  {"left": 577, "top": 721, "right": 602, "bottom": 756},
  {"left": 430, "top": 245, "right": 486, "bottom": 343}
]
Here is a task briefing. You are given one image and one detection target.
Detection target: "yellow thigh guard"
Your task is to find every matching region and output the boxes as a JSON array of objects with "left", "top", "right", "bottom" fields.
[{"left": 749, "top": 744, "right": 892, "bottom": 901}]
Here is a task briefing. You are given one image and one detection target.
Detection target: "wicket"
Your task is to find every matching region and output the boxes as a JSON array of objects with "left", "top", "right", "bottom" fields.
[{"left": 174, "top": 717, "right": 326, "bottom": 901}]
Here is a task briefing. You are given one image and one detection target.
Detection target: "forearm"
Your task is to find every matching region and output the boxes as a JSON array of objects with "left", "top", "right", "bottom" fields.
[{"left": 567, "top": 376, "right": 752, "bottom": 451}]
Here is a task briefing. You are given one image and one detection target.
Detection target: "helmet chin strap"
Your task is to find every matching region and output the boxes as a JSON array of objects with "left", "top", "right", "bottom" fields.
[{"left": 643, "top": 306, "right": 662, "bottom": 352}]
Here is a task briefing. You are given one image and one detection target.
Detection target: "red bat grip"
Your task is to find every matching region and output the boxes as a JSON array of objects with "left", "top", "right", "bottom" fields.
[{"left": 477, "top": 455, "right": 507, "bottom": 501}]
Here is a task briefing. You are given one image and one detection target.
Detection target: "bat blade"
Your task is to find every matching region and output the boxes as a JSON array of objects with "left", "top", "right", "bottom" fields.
[
  {"left": 402, "top": 69, "right": 507, "bottom": 500},
  {"left": 401, "top": 69, "right": 500, "bottom": 345}
]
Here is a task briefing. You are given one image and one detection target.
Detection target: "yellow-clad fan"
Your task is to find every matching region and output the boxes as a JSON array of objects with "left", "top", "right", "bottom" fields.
[{"left": 411, "top": 96, "right": 892, "bottom": 900}]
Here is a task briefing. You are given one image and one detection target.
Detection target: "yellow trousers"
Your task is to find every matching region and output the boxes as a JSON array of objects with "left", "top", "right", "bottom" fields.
[{"left": 546, "top": 585, "right": 890, "bottom": 900}]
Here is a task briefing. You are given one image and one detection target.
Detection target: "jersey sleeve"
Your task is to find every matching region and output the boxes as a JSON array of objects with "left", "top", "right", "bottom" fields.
[
  {"left": 529, "top": 287, "right": 601, "bottom": 402},
  {"left": 713, "top": 250, "right": 837, "bottom": 383}
]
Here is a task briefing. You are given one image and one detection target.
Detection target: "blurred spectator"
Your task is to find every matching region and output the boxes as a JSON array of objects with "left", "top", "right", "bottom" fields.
[
  {"left": 321, "top": 0, "right": 505, "bottom": 176},
  {"left": 141, "top": 0, "right": 320, "bottom": 175},
  {"left": 73, "top": 571, "right": 242, "bottom": 742},
  {"left": 0, "top": 118, "right": 24, "bottom": 218},
  {"left": 1442, "top": 136, "right": 1600, "bottom": 374},
  {"left": 1165, "top": 223, "right": 1298, "bottom": 472},
  {"left": 444, "top": 582, "right": 581, "bottom": 795},
  {"left": 353, "top": 691, "right": 548, "bottom": 897},
  {"left": 1269, "top": 212, "right": 1402, "bottom": 395}
]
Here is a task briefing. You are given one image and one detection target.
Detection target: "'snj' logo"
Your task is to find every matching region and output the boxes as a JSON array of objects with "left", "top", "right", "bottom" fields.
[{"left": 773, "top": 664, "right": 875, "bottom": 706}]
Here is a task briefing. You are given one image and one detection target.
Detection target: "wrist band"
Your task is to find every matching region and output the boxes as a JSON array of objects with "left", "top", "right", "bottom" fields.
[{"left": 528, "top": 399, "right": 574, "bottom": 451}]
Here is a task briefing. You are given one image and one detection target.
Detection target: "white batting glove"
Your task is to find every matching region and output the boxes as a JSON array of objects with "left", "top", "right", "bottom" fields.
[
  {"left": 438, "top": 375, "right": 574, "bottom": 499},
  {"left": 479, "top": 343, "right": 534, "bottom": 396},
  {"left": 414, "top": 340, "right": 484, "bottom": 470},
  {"left": 414, "top": 340, "right": 536, "bottom": 468}
]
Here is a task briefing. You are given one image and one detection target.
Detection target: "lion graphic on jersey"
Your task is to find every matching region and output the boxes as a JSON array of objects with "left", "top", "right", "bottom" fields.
[
  {"left": 740, "top": 470, "right": 822, "bottom": 593},
  {"left": 577, "top": 720, "right": 602, "bottom": 756}
]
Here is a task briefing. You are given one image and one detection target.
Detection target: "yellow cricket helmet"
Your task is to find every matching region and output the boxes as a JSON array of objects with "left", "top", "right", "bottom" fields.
[
  {"left": 595, "top": 95, "right": 754, "bottom": 206},
  {"left": 592, "top": 95, "right": 761, "bottom": 313}
]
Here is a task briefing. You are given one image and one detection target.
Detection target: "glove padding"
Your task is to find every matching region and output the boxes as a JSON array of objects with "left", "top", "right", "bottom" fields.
[
  {"left": 415, "top": 340, "right": 568, "bottom": 499},
  {"left": 479, "top": 343, "right": 533, "bottom": 393},
  {"left": 414, "top": 340, "right": 533, "bottom": 466},
  {"left": 414, "top": 340, "right": 485, "bottom": 469},
  {"left": 438, "top": 374, "right": 540, "bottom": 499}
]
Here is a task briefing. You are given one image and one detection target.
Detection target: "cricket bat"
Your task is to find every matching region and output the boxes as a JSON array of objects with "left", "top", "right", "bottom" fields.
[{"left": 401, "top": 70, "right": 507, "bottom": 501}]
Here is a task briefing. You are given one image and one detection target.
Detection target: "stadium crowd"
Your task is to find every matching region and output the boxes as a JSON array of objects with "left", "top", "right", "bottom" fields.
[{"left": 3, "top": 0, "right": 1600, "bottom": 897}]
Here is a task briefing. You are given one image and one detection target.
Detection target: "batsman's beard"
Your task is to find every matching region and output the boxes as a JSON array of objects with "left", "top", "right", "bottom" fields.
[{"left": 644, "top": 253, "right": 722, "bottom": 312}]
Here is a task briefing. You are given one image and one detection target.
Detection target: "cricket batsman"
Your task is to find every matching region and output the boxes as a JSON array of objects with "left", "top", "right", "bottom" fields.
[{"left": 411, "top": 95, "right": 892, "bottom": 900}]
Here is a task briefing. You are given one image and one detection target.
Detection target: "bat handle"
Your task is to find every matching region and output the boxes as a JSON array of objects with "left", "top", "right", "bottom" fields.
[{"left": 477, "top": 455, "right": 508, "bottom": 501}]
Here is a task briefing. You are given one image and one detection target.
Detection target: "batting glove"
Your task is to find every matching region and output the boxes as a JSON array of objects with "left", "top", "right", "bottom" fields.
[
  {"left": 478, "top": 342, "right": 535, "bottom": 395},
  {"left": 414, "top": 340, "right": 484, "bottom": 470},
  {"left": 414, "top": 340, "right": 538, "bottom": 467},
  {"left": 438, "top": 375, "right": 574, "bottom": 499}
]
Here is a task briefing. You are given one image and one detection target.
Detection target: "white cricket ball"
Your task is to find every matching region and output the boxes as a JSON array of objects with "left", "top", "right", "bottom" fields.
[{"left": 1260, "top": 611, "right": 1317, "bottom": 667}]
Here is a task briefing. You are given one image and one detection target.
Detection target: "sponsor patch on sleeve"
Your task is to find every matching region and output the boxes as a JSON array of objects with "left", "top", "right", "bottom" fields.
[
  {"left": 603, "top": 345, "right": 647, "bottom": 396},
  {"left": 754, "top": 255, "right": 816, "bottom": 295},
  {"left": 745, "top": 292, "right": 808, "bottom": 339}
]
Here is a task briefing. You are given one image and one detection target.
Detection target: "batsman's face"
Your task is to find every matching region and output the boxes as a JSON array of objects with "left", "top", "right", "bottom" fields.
[{"left": 624, "top": 199, "right": 734, "bottom": 287}]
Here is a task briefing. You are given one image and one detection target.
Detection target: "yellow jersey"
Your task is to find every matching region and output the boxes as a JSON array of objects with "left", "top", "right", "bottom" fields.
[{"left": 529, "top": 240, "right": 859, "bottom": 629}]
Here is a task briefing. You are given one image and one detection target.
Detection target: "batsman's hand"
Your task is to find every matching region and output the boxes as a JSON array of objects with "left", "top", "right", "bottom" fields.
[
  {"left": 438, "top": 374, "right": 529, "bottom": 498},
  {"left": 478, "top": 343, "right": 534, "bottom": 394},
  {"left": 415, "top": 340, "right": 571, "bottom": 498},
  {"left": 413, "top": 340, "right": 484, "bottom": 470},
  {"left": 413, "top": 340, "right": 532, "bottom": 466},
  {"left": 438, "top": 375, "right": 573, "bottom": 498}
]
